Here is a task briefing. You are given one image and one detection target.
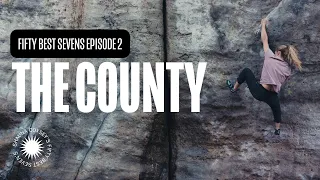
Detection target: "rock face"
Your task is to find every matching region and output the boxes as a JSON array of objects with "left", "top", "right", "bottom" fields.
[
  {"left": 0, "top": 0, "right": 167, "bottom": 179},
  {"left": 0, "top": 0, "right": 320, "bottom": 179},
  {"left": 168, "top": 0, "right": 320, "bottom": 179}
]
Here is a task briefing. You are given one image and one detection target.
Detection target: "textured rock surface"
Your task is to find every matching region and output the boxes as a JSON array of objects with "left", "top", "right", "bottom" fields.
[
  {"left": 168, "top": 0, "right": 320, "bottom": 179},
  {"left": 0, "top": 0, "right": 167, "bottom": 179},
  {"left": 1, "top": 0, "right": 320, "bottom": 179}
]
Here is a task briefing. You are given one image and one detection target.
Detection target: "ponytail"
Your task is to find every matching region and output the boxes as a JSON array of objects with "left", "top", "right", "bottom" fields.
[
  {"left": 277, "top": 45, "right": 302, "bottom": 71},
  {"left": 287, "top": 45, "right": 302, "bottom": 71}
]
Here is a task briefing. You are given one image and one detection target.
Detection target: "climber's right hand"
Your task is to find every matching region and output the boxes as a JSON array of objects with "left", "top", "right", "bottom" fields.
[{"left": 261, "top": 18, "right": 268, "bottom": 26}]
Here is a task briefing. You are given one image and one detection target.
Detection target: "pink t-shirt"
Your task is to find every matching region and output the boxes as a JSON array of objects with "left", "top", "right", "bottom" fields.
[{"left": 260, "top": 48, "right": 291, "bottom": 93}]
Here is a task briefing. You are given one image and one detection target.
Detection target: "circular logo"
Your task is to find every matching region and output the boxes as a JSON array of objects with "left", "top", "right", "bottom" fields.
[{"left": 12, "top": 128, "right": 52, "bottom": 168}]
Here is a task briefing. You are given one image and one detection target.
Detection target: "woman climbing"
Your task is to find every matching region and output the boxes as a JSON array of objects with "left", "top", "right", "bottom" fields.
[{"left": 226, "top": 18, "right": 302, "bottom": 135}]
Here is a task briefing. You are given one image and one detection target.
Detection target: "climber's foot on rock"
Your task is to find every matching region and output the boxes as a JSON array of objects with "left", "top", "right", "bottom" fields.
[
  {"left": 226, "top": 80, "right": 237, "bottom": 93},
  {"left": 263, "top": 128, "right": 289, "bottom": 143},
  {"left": 274, "top": 129, "right": 280, "bottom": 135}
]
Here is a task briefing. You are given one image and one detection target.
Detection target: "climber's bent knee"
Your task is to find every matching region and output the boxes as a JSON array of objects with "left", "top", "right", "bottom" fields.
[{"left": 237, "top": 67, "right": 252, "bottom": 84}]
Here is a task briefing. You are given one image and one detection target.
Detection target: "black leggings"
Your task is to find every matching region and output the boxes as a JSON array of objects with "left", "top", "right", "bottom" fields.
[{"left": 237, "top": 68, "right": 281, "bottom": 123}]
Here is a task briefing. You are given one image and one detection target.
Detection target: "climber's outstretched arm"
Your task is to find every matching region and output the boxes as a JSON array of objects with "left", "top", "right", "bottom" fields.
[{"left": 261, "top": 18, "right": 269, "bottom": 53}]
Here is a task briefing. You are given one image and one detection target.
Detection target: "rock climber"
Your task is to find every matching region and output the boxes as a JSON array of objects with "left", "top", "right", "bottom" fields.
[{"left": 226, "top": 18, "right": 302, "bottom": 135}]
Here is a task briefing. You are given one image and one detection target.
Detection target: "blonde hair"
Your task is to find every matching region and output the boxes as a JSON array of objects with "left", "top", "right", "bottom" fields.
[{"left": 276, "top": 45, "right": 302, "bottom": 71}]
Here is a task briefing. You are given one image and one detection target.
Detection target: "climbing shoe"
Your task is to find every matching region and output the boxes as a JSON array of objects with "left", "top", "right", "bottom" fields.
[
  {"left": 226, "top": 80, "right": 236, "bottom": 93},
  {"left": 274, "top": 129, "right": 280, "bottom": 135}
]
